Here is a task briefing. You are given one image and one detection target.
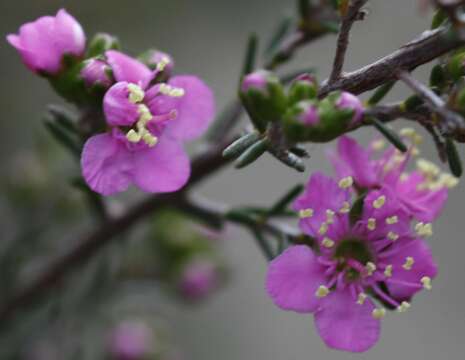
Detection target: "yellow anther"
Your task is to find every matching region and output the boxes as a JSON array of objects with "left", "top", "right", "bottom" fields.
[
  {"left": 326, "top": 209, "right": 335, "bottom": 224},
  {"left": 298, "top": 208, "right": 314, "bottom": 219},
  {"left": 338, "top": 176, "right": 353, "bottom": 189},
  {"left": 421, "top": 276, "right": 432, "bottom": 290},
  {"left": 386, "top": 216, "right": 398, "bottom": 225},
  {"left": 365, "top": 262, "right": 377, "bottom": 276},
  {"left": 156, "top": 56, "right": 171, "bottom": 72},
  {"left": 319, "top": 223, "right": 329, "bottom": 235},
  {"left": 417, "top": 159, "right": 440, "bottom": 178},
  {"left": 126, "top": 129, "right": 142, "bottom": 143},
  {"left": 138, "top": 104, "right": 153, "bottom": 124},
  {"left": 159, "top": 83, "right": 185, "bottom": 97},
  {"left": 142, "top": 133, "right": 158, "bottom": 147},
  {"left": 339, "top": 201, "right": 351, "bottom": 214},
  {"left": 373, "top": 195, "right": 386, "bottom": 209},
  {"left": 315, "top": 285, "right": 330, "bottom": 298},
  {"left": 415, "top": 222, "right": 433, "bottom": 237},
  {"left": 127, "top": 83, "right": 145, "bottom": 103},
  {"left": 400, "top": 127, "right": 423, "bottom": 145},
  {"left": 402, "top": 257, "right": 415, "bottom": 270},
  {"left": 322, "top": 237, "right": 335, "bottom": 248},
  {"left": 384, "top": 265, "right": 393, "bottom": 277},
  {"left": 387, "top": 232, "right": 399, "bottom": 241},
  {"left": 371, "top": 139, "right": 386, "bottom": 151},
  {"left": 397, "top": 301, "right": 411, "bottom": 313},
  {"left": 438, "top": 173, "right": 459, "bottom": 189},
  {"left": 367, "top": 218, "right": 376, "bottom": 231},
  {"left": 372, "top": 308, "right": 386, "bottom": 319},
  {"left": 357, "top": 292, "right": 367, "bottom": 305}
]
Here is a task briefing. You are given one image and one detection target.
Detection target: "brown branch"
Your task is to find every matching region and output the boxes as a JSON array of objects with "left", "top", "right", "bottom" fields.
[
  {"left": 319, "top": 27, "right": 464, "bottom": 96},
  {"left": 328, "top": 0, "right": 368, "bottom": 83}
]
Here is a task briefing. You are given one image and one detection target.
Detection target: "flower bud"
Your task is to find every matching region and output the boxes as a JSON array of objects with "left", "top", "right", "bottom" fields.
[
  {"left": 240, "top": 70, "right": 287, "bottom": 132},
  {"left": 283, "top": 92, "right": 359, "bottom": 143},
  {"left": 336, "top": 91, "right": 364, "bottom": 124},
  {"left": 87, "top": 32, "right": 121, "bottom": 57},
  {"left": 138, "top": 49, "right": 174, "bottom": 76},
  {"left": 178, "top": 260, "right": 219, "bottom": 302},
  {"left": 7, "top": 9, "right": 85, "bottom": 75},
  {"left": 108, "top": 321, "right": 154, "bottom": 360},
  {"left": 80, "top": 58, "right": 114, "bottom": 91},
  {"left": 288, "top": 73, "right": 318, "bottom": 104}
]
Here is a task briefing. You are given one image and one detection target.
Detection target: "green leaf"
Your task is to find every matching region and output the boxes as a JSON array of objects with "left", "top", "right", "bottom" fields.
[
  {"left": 241, "top": 33, "right": 258, "bottom": 81},
  {"left": 446, "top": 138, "right": 463, "bottom": 177},
  {"left": 269, "top": 149, "right": 306, "bottom": 172},
  {"left": 367, "top": 81, "right": 396, "bottom": 106},
  {"left": 402, "top": 94, "right": 423, "bottom": 111},
  {"left": 269, "top": 184, "right": 304, "bottom": 216},
  {"left": 265, "top": 15, "right": 293, "bottom": 56},
  {"left": 47, "top": 105, "right": 79, "bottom": 134},
  {"left": 44, "top": 119, "right": 81, "bottom": 158},
  {"left": 429, "top": 64, "right": 446, "bottom": 89},
  {"left": 431, "top": 9, "right": 447, "bottom": 29},
  {"left": 349, "top": 193, "right": 366, "bottom": 226},
  {"left": 250, "top": 228, "right": 274, "bottom": 260},
  {"left": 222, "top": 132, "right": 261, "bottom": 159},
  {"left": 371, "top": 117, "right": 408, "bottom": 153},
  {"left": 235, "top": 138, "right": 269, "bottom": 169}
]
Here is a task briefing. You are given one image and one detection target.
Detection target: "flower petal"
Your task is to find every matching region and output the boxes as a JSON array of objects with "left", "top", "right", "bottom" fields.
[
  {"left": 81, "top": 133, "right": 134, "bottom": 196},
  {"left": 266, "top": 245, "right": 326, "bottom": 313},
  {"left": 132, "top": 136, "right": 190, "bottom": 193},
  {"left": 293, "top": 172, "right": 350, "bottom": 237},
  {"left": 333, "top": 136, "right": 378, "bottom": 188},
  {"left": 383, "top": 238, "right": 438, "bottom": 300},
  {"left": 396, "top": 171, "right": 448, "bottom": 222},
  {"left": 54, "top": 9, "right": 86, "bottom": 57},
  {"left": 103, "top": 82, "right": 140, "bottom": 126},
  {"left": 106, "top": 50, "right": 151, "bottom": 86},
  {"left": 152, "top": 76, "right": 215, "bottom": 141},
  {"left": 315, "top": 288, "right": 380, "bottom": 353}
]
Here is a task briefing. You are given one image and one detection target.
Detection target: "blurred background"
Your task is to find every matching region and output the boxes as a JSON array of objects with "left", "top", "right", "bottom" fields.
[{"left": 0, "top": 0, "right": 464, "bottom": 359}]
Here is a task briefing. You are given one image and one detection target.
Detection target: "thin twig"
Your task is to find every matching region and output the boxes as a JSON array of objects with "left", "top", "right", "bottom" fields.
[
  {"left": 396, "top": 70, "right": 464, "bottom": 133},
  {"left": 320, "top": 27, "right": 464, "bottom": 96},
  {"left": 328, "top": 0, "right": 368, "bottom": 83}
]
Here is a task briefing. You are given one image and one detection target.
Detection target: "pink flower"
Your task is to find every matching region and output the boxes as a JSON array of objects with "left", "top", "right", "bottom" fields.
[
  {"left": 266, "top": 173, "right": 437, "bottom": 352},
  {"left": 81, "top": 51, "right": 215, "bottom": 195},
  {"left": 178, "top": 260, "right": 219, "bottom": 301},
  {"left": 336, "top": 92, "right": 364, "bottom": 124},
  {"left": 80, "top": 58, "right": 114, "bottom": 89},
  {"left": 7, "top": 9, "right": 85, "bottom": 75},
  {"left": 328, "top": 135, "right": 458, "bottom": 222},
  {"left": 108, "top": 321, "right": 153, "bottom": 360}
]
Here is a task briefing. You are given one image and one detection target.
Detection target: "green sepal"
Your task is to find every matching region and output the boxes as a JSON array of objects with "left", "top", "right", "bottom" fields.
[
  {"left": 288, "top": 76, "right": 318, "bottom": 104},
  {"left": 446, "top": 138, "right": 463, "bottom": 177},
  {"left": 234, "top": 138, "right": 269, "bottom": 169},
  {"left": 86, "top": 32, "right": 121, "bottom": 58},
  {"left": 222, "top": 132, "right": 261, "bottom": 159}
]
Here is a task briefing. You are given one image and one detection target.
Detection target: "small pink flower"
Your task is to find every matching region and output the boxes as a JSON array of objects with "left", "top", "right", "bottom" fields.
[
  {"left": 241, "top": 70, "right": 270, "bottom": 92},
  {"left": 80, "top": 58, "right": 114, "bottom": 89},
  {"left": 178, "top": 260, "right": 219, "bottom": 301},
  {"left": 266, "top": 173, "right": 437, "bottom": 352},
  {"left": 81, "top": 50, "right": 215, "bottom": 195},
  {"left": 108, "top": 321, "right": 153, "bottom": 360},
  {"left": 328, "top": 135, "right": 457, "bottom": 222},
  {"left": 7, "top": 9, "right": 85, "bottom": 75}
]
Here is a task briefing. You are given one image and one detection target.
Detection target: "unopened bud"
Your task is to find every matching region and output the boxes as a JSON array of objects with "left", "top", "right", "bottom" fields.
[
  {"left": 80, "top": 58, "right": 114, "bottom": 90},
  {"left": 87, "top": 32, "right": 120, "bottom": 57}
]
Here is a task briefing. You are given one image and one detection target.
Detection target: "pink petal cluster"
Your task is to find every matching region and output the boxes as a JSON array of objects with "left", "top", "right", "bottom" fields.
[
  {"left": 329, "top": 135, "right": 458, "bottom": 222},
  {"left": 7, "top": 9, "right": 85, "bottom": 75},
  {"left": 266, "top": 172, "right": 438, "bottom": 352},
  {"left": 108, "top": 321, "right": 153, "bottom": 360},
  {"left": 81, "top": 50, "right": 215, "bottom": 195}
]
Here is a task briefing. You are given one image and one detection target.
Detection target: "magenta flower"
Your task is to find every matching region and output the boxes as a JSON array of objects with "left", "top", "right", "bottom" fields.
[
  {"left": 108, "top": 321, "right": 153, "bottom": 360},
  {"left": 266, "top": 172, "right": 437, "bottom": 352},
  {"left": 178, "top": 260, "right": 219, "bottom": 301},
  {"left": 7, "top": 9, "right": 85, "bottom": 75},
  {"left": 329, "top": 135, "right": 458, "bottom": 222},
  {"left": 80, "top": 58, "right": 114, "bottom": 89},
  {"left": 81, "top": 50, "right": 215, "bottom": 195}
]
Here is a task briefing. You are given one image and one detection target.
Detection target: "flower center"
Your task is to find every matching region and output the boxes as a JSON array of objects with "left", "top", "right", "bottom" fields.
[{"left": 333, "top": 238, "right": 373, "bottom": 280}]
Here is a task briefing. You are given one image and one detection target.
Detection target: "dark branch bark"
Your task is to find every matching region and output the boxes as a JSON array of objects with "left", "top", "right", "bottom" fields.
[{"left": 320, "top": 27, "right": 464, "bottom": 96}]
